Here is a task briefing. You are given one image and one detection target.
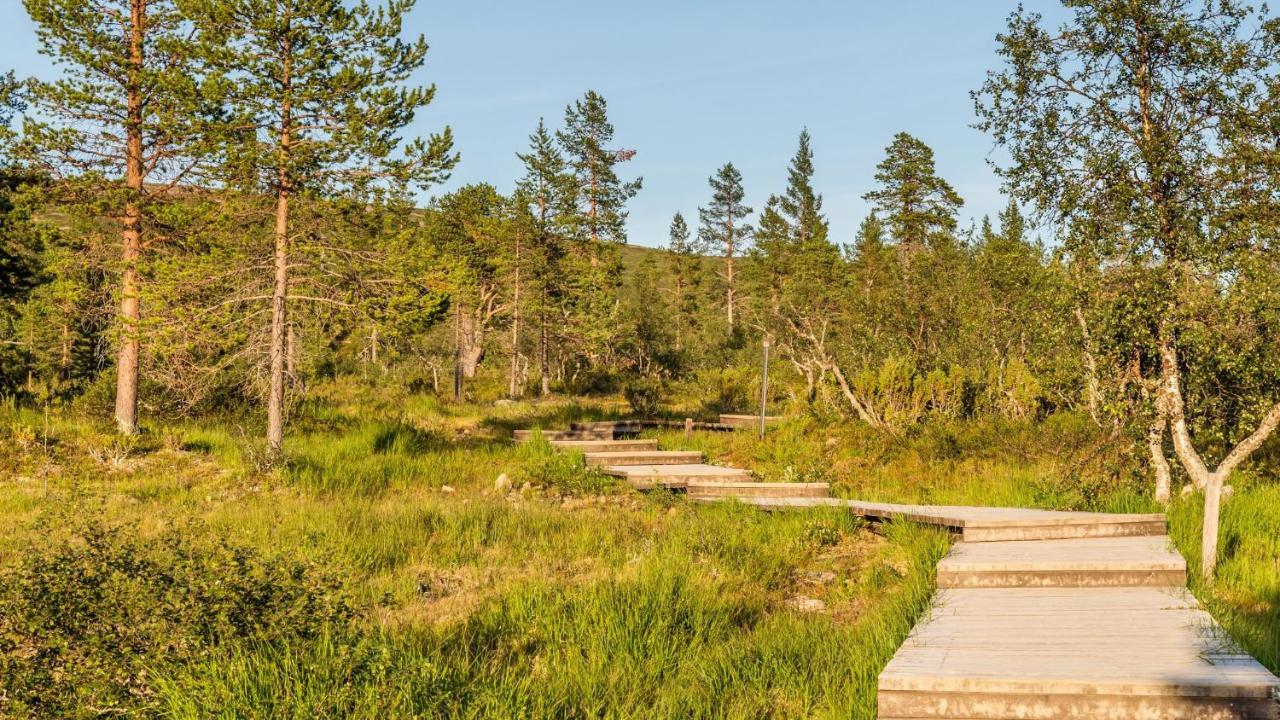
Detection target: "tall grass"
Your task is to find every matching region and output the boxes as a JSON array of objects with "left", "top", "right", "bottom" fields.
[
  {"left": 154, "top": 512, "right": 950, "bottom": 719},
  {"left": 3, "top": 388, "right": 1276, "bottom": 717}
]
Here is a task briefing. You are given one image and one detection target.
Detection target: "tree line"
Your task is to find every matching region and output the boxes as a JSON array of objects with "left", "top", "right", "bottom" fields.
[{"left": 3, "top": 0, "right": 1280, "bottom": 578}]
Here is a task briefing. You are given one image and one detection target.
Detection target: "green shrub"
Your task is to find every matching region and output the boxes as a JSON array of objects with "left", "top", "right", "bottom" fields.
[
  {"left": 0, "top": 515, "right": 355, "bottom": 719},
  {"left": 518, "top": 448, "right": 617, "bottom": 496},
  {"left": 624, "top": 376, "right": 664, "bottom": 417}
]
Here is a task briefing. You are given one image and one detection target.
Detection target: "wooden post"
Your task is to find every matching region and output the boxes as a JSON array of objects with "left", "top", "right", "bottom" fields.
[
  {"left": 759, "top": 338, "right": 771, "bottom": 439},
  {"left": 684, "top": 417, "right": 693, "bottom": 441}
]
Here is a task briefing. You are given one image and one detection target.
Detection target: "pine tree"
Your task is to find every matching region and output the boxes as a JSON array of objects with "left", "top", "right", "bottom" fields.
[
  {"left": 516, "top": 119, "right": 571, "bottom": 396},
  {"left": 20, "top": 0, "right": 211, "bottom": 434},
  {"left": 863, "top": 132, "right": 963, "bottom": 261},
  {"left": 557, "top": 91, "right": 641, "bottom": 247},
  {"left": 751, "top": 130, "right": 831, "bottom": 313},
  {"left": 555, "top": 91, "right": 638, "bottom": 368},
  {"left": 666, "top": 212, "right": 702, "bottom": 351},
  {"left": 698, "top": 162, "right": 752, "bottom": 327},
  {"left": 190, "top": 0, "right": 457, "bottom": 456}
]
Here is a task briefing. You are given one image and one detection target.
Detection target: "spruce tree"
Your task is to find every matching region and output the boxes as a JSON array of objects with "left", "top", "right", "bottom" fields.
[
  {"left": 774, "top": 129, "right": 827, "bottom": 245},
  {"left": 189, "top": 0, "right": 457, "bottom": 456},
  {"left": 698, "top": 162, "right": 753, "bottom": 327},
  {"left": 21, "top": 0, "right": 210, "bottom": 434},
  {"left": 863, "top": 132, "right": 963, "bottom": 260}
]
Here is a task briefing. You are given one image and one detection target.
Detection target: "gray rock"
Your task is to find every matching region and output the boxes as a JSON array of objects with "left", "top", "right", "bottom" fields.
[{"left": 788, "top": 595, "right": 827, "bottom": 613}]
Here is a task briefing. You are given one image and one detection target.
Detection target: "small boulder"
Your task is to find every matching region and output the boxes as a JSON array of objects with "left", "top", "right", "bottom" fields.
[
  {"left": 441, "top": 485, "right": 455, "bottom": 494},
  {"left": 787, "top": 596, "right": 827, "bottom": 613},
  {"left": 495, "top": 473, "right": 513, "bottom": 493}
]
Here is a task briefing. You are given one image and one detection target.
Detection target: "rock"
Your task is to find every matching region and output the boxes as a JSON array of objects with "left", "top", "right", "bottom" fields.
[
  {"left": 800, "top": 570, "right": 837, "bottom": 585},
  {"left": 788, "top": 596, "right": 827, "bottom": 613},
  {"left": 441, "top": 485, "right": 455, "bottom": 493},
  {"left": 495, "top": 473, "right": 512, "bottom": 493},
  {"left": 494, "top": 398, "right": 516, "bottom": 407}
]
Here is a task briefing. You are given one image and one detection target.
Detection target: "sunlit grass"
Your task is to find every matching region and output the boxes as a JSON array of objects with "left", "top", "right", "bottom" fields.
[{"left": 1, "top": 387, "right": 1276, "bottom": 716}]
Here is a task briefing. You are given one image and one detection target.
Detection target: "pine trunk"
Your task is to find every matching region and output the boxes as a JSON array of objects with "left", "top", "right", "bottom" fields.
[
  {"left": 509, "top": 232, "right": 521, "bottom": 398},
  {"left": 267, "top": 185, "right": 289, "bottom": 456},
  {"left": 539, "top": 305, "right": 550, "bottom": 397},
  {"left": 114, "top": 0, "right": 146, "bottom": 435},
  {"left": 267, "top": 27, "right": 293, "bottom": 458},
  {"left": 725, "top": 236, "right": 735, "bottom": 328}
]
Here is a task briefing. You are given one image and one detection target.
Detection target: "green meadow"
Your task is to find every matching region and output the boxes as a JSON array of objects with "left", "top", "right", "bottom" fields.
[{"left": 2, "top": 380, "right": 1275, "bottom": 718}]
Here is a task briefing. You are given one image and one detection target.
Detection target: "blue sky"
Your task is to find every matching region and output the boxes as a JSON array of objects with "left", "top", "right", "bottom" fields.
[{"left": 1, "top": 0, "right": 1067, "bottom": 247}]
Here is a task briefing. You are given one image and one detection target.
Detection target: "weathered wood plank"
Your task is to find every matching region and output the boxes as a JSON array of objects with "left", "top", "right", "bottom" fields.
[
  {"left": 550, "top": 439, "right": 659, "bottom": 452},
  {"left": 878, "top": 581, "right": 1280, "bottom": 718},
  {"left": 936, "top": 536, "right": 1187, "bottom": 588},
  {"left": 600, "top": 463, "right": 752, "bottom": 490},
  {"left": 583, "top": 450, "right": 703, "bottom": 467}
]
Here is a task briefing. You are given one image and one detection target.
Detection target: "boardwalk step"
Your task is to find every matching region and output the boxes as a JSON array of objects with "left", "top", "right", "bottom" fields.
[
  {"left": 601, "top": 464, "right": 751, "bottom": 490},
  {"left": 878, "top": 586, "right": 1280, "bottom": 720},
  {"left": 550, "top": 439, "right": 658, "bottom": 452},
  {"left": 826, "top": 500, "right": 1167, "bottom": 542},
  {"left": 718, "top": 413, "right": 785, "bottom": 429},
  {"left": 584, "top": 450, "right": 702, "bottom": 467},
  {"left": 514, "top": 429, "right": 612, "bottom": 441},
  {"left": 708, "top": 498, "right": 1169, "bottom": 542},
  {"left": 961, "top": 518, "right": 1169, "bottom": 542},
  {"left": 936, "top": 536, "right": 1187, "bottom": 588},
  {"left": 688, "top": 481, "right": 830, "bottom": 500}
]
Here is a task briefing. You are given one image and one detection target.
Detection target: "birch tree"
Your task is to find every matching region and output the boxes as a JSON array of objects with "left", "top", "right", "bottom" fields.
[{"left": 976, "top": 0, "right": 1280, "bottom": 578}]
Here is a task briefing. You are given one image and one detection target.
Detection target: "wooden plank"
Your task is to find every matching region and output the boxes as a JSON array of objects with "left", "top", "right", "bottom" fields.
[
  {"left": 583, "top": 450, "right": 702, "bottom": 467},
  {"left": 718, "top": 413, "right": 786, "bottom": 429},
  {"left": 687, "top": 481, "right": 830, "bottom": 500},
  {"left": 550, "top": 439, "right": 658, "bottom": 452},
  {"left": 513, "top": 429, "right": 612, "bottom": 441},
  {"left": 936, "top": 536, "right": 1187, "bottom": 588},
  {"left": 600, "top": 463, "right": 751, "bottom": 490},
  {"left": 878, "top": 582, "right": 1280, "bottom": 717},
  {"left": 721, "top": 497, "right": 1167, "bottom": 540}
]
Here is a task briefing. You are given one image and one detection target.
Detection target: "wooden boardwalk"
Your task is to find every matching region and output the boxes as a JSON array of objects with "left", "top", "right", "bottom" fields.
[{"left": 515, "top": 424, "right": 1280, "bottom": 718}]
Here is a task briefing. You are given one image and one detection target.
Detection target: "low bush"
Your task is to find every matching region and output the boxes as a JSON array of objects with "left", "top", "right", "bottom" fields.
[{"left": 0, "top": 514, "right": 355, "bottom": 719}]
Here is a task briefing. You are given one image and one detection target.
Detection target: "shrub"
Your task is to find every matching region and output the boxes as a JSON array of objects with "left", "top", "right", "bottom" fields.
[
  {"left": 0, "top": 515, "right": 355, "bottom": 719},
  {"left": 518, "top": 449, "right": 617, "bottom": 496},
  {"left": 624, "top": 376, "right": 664, "bottom": 417}
]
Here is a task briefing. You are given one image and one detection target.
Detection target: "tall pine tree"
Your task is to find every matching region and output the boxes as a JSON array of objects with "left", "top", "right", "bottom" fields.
[
  {"left": 863, "top": 132, "right": 962, "bottom": 262},
  {"left": 190, "top": 0, "right": 457, "bottom": 456},
  {"left": 665, "top": 212, "right": 702, "bottom": 352},
  {"left": 698, "top": 163, "right": 752, "bottom": 327},
  {"left": 557, "top": 91, "right": 641, "bottom": 247},
  {"left": 21, "top": 0, "right": 211, "bottom": 433},
  {"left": 516, "top": 118, "right": 571, "bottom": 396}
]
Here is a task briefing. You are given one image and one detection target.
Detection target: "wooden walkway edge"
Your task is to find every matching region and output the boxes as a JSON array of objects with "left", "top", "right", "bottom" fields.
[{"left": 514, "top": 423, "right": 1280, "bottom": 718}]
